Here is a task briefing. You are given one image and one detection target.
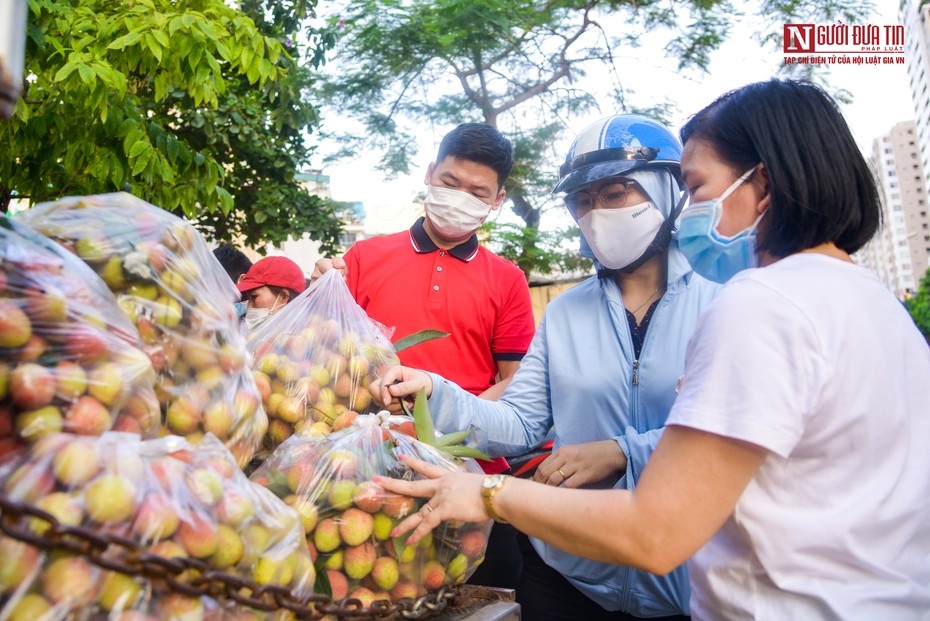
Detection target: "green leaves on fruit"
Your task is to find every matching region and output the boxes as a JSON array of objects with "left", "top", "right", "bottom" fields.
[{"left": 401, "top": 389, "right": 491, "bottom": 462}]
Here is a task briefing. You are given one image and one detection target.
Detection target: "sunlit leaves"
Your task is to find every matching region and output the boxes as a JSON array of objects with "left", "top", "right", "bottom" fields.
[{"left": 1, "top": 0, "right": 341, "bottom": 254}]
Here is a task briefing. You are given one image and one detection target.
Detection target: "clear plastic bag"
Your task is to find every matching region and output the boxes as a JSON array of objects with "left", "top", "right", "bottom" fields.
[
  {"left": 0, "top": 431, "right": 313, "bottom": 619},
  {"left": 250, "top": 413, "right": 491, "bottom": 604},
  {"left": 0, "top": 216, "right": 160, "bottom": 457},
  {"left": 246, "top": 269, "right": 399, "bottom": 449},
  {"left": 17, "top": 193, "right": 268, "bottom": 467}
]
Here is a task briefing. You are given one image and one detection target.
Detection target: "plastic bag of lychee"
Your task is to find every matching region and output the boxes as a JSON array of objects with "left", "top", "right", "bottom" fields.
[
  {"left": 249, "top": 413, "right": 492, "bottom": 609},
  {"left": 17, "top": 193, "right": 268, "bottom": 468},
  {"left": 246, "top": 269, "right": 399, "bottom": 449},
  {"left": 0, "top": 215, "right": 161, "bottom": 458},
  {"left": 0, "top": 431, "right": 314, "bottom": 620}
]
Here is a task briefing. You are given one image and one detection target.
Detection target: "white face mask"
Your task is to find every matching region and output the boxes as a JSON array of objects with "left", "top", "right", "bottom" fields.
[
  {"left": 244, "top": 296, "right": 283, "bottom": 330},
  {"left": 423, "top": 185, "right": 494, "bottom": 239},
  {"left": 577, "top": 201, "right": 666, "bottom": 270}
]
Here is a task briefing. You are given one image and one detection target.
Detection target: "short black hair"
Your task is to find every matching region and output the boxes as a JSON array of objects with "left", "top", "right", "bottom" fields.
[
  {"left": 680, "top": 79, "right": 880, "bottom": 257},
  {"left": 213, "top": 244, "right": 253, "bottom": 283},
  {"left": 436, "top": 123, "right": 514, "bottom": 189}
]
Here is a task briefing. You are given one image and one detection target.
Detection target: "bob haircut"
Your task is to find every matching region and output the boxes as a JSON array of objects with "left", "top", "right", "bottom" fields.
[{"left": 680, "top": 79, "right": 880, "bottom": 257}]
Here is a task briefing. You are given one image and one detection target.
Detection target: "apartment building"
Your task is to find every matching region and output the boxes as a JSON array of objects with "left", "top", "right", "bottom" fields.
[{"left": 859, "top": 122, "right": 930, "bottom": 298}]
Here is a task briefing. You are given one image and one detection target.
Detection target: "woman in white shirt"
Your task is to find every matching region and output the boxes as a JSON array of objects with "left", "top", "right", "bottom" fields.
[{"left": 372, "top": 79, "right": 930, "bottom": 620}]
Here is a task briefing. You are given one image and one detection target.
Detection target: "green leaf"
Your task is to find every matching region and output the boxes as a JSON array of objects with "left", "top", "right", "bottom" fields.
[
  {"left": 53, "top": 62, "right": 78, "bottom": 82},
  {"left": 107, "top": 31, "right": 142, "bottom": 50},
  {"left": 391, "top": 535, "right": 412, "bottom": 562},
  {"left": 145, "top": 33, "right": 163, "bottom": 62},
  {"left": 131, "top": 148, "right": 151, "bottom": 175},
  {"left": 151, "top": 29, "right": 169, "bottom": 48},
  {"left": 413, "top": 388, "right": 435, "bottom": 445},
  {"left": 168, "top": 16, "right": 184, "bottom": 36},
  {"left": 166, "top": 135, "right": 179, "bottom": 163},
  {"left": 123, "top": 127, "right": 144, "bottom": 153},
  {"left": 393, "top": 330, "right": 450, "bottom": 353},
  {"left": 262, "top": 469, "right": 291, "bottom": 499},
  {"left": 77, "top": 63, "right": 94, "bottom": 84},
  {"left": 215, "top": 40, "right": 231, "bottom": 61},
  {"left": 433, "top": 429, "right": 471, "bottom": 447},
  {"left": 128, "top": 140, "right": 149, "bottom": 159},
  {"left": 441, "top": 445, "right": 492, "bottom": 461},
  {"left": 314, "top": 554, "right": 333, "bottom": 596}
]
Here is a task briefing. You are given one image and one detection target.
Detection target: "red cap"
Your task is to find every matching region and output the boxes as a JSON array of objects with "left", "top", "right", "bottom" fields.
[{"left": 237, "top": 256, "right": 307, "bottom": 294}]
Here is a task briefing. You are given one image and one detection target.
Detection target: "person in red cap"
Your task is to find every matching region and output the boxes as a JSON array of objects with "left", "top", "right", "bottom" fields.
[{"left": 237, "top": 255, "right": 307, "bottom": 331}]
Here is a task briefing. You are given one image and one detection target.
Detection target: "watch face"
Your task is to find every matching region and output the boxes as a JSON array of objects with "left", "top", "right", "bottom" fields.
[{"left": 484, "top": 474, "right": 502, "bottom": 489}]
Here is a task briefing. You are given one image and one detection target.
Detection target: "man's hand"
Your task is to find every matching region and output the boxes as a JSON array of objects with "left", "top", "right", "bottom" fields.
[
  {"left": 370, "top": 366, "right": 433, "bottom": 413},
  {"left": 533, "top": 440, "right": 627, "bottom": 488},
  {"left": 310, "top": 257, "right": 347, "bottom": 282}
]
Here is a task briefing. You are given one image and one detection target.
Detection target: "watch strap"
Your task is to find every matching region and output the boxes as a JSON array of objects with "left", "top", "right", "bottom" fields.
[{"left": 482, "top": 475, "right": 510, "bottom": 524}]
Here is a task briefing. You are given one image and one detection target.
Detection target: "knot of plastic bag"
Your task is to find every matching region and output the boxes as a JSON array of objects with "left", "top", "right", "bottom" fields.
[{"left": 353, "top": 411, "right": 394, "bottom": 429}]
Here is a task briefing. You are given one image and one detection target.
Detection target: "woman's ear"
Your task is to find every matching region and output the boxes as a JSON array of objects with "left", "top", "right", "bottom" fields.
[{"left": 754, "top": 163, "right": 770, "bottom": 215}]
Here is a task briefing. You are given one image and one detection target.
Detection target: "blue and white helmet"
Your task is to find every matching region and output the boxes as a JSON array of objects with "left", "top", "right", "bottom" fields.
[{"left": 553, "top": 114, "right": 682, "bottom": 196}]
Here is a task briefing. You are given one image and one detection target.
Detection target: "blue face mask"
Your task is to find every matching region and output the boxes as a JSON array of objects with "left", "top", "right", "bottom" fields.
[{"left": 677, "top": 168, "right": 764, "bottom": 284}]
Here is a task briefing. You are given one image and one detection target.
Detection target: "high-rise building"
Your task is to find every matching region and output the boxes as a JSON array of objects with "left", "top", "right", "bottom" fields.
[
  {"left": 903, "top": 0, "right": 930, "bottom": 187},
  {"left": 859, "top": 121, "right": 930, "bottom": 298}
]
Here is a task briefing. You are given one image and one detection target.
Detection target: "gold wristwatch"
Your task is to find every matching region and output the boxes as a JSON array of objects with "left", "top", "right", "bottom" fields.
[{"left": 481, "top": 474, "right": 510, "bottom": 524}]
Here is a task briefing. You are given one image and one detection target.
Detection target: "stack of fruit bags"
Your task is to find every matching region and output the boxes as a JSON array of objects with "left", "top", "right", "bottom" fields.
[
  {"left": 0, "top": 431, "right": 313, "bottom": 620},
  {"left": 0, "top": 215, "right": 159, "bottom": 458},
  {"left": 250, "top": 397, "right": 492, "bottom": 609},
  {"left": 246, "top": 269, "right": 399, "bottom": 449},
  {"left": 18, "top": 193, "right": 267, "bottom": 467}
]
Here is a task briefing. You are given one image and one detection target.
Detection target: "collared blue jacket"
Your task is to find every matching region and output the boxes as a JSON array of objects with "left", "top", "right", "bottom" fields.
[{"left": 426, "top": 246, "right": 718, "bottom": 616}]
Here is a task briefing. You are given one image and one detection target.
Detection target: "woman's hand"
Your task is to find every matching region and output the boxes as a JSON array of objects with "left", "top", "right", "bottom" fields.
[
  {"left": 374, "top": 456, "right": 488, "bottom": 545},
  {"left": 534, "top": 440, "right": 627, "bottom": 488},
  {"left": 369, "top": 366, "right": 433, "bottom": 413}
]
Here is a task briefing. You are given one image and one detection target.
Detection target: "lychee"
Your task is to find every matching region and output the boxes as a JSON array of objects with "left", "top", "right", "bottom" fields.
[
  {"left": 133, "top": 493, "right": 180, "bottom": 541},
  {"left": 371, "top": 556, "right": 399, "bottom": 591},
  {"left": 210, "top": 524, "right": 245, "bottom": 569},
  {"left": 314, "top": 518, "right": 341, "bottom": 553},
  {"left": 422, "top": 560, "right": 447, "bottom": 591},
  {"left": 326, "top": 570, "right": 349, "bottom": 600},
  {"left": 41, "top": 555, "right": 97, "bottom": 605},
  {"left": 52, "top": 436, "right": 101, "bottom": 486},
  {"left": 344, "top": 542, "right": 376, "bottom": 580},
  {"left": 459, "top": 529, "right": 487, "bottom": 559},
  {"left": 338, "top": 508, "right": 374, "bottom": 546},
  {"left": 86, "top": 474, "right": 136, "bottom": 524}
]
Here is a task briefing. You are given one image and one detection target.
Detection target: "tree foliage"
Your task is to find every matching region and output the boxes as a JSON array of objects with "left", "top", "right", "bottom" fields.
[
  {"left": 906, "top": 267, "right": 930, "bottom": 343},
  {"left": 316, "top": 0, "right": 873, "bottom": 277},
  {"left": 1, "top": 0, "right": 342, "bottom": 253}
]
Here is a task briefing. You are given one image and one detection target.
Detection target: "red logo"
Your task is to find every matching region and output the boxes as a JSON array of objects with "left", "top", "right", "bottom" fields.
[{"left": 784, "top": 24, "right": 815, "bottom": 53}]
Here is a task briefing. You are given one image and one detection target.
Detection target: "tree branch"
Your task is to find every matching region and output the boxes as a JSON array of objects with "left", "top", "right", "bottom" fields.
[
  {"left": 381, "top": 69, "right": 423, "bottom": 129},
  {"left": 492, "top": 4, "right": 595, "bottom": 117}
]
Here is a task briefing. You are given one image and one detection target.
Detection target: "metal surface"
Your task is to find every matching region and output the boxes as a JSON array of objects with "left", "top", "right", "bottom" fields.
[{"left": 436, "top": 586, "right": 520, "bottom": 621}]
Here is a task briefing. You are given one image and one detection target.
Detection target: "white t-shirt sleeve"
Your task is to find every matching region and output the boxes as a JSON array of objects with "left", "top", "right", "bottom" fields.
[{"left": 667, "top": 276, "right": 828, "bottom": 458}]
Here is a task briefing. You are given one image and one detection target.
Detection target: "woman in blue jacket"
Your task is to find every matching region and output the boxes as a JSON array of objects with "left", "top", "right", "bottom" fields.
[{"left": 375, "top": 114, "right": 716, "bottom": 620}]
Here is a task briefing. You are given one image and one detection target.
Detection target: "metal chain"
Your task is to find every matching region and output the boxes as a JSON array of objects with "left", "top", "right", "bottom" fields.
[{"left": 0, "top": 496, "right": 456, "bottom": 620}]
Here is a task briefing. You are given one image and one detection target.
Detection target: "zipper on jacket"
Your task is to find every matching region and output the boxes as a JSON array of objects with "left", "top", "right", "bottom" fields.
[{"left": 632, "top": 359, "right": 639, "bottom": 385}]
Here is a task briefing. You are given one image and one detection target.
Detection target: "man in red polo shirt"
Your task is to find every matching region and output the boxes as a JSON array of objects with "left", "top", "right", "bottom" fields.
[{"left": 313, "top": 123, "right": 536, "bottom": 590}]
